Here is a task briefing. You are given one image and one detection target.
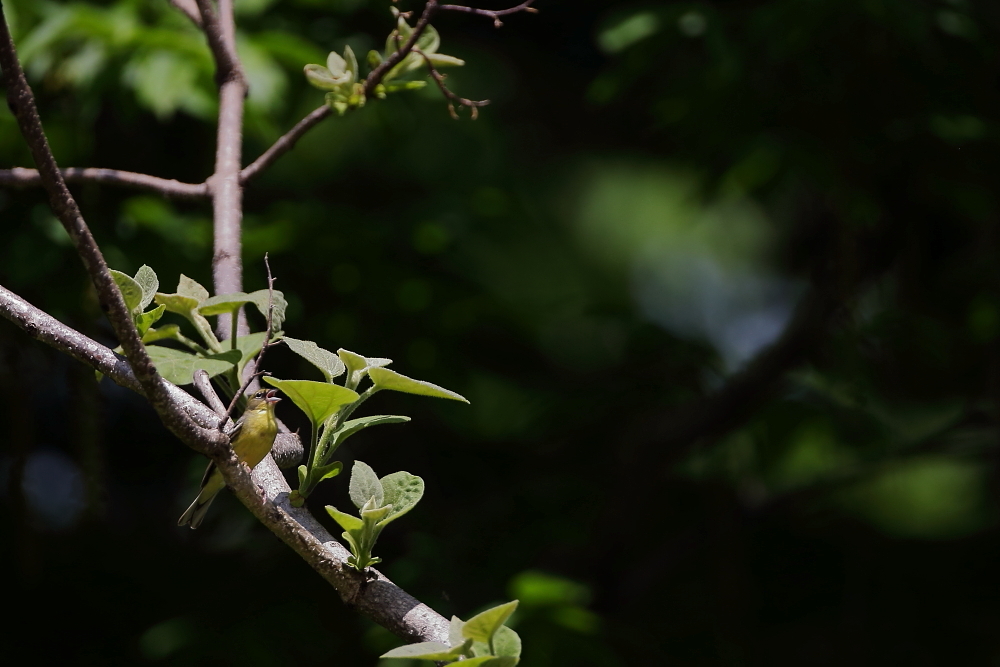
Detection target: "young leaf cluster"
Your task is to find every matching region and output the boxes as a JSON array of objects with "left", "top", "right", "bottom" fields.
[
  {"left": 382, "top": 601, "right": 522, "bottom": 666},
  {"left": 263, "top": 344, "right": 467, "bottom": 506},
  {"left": 325, "top": 461, "right": 424, "bottom": 570},
  {"left": 303, "top": 12, "right": 464, "bottom": 115},
  {"left": 107, "top": 266, "right": 286, "bottom": 405}
]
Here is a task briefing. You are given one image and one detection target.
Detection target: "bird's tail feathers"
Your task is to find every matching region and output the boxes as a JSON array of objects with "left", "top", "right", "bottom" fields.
[{"left": 177, "top": 494, "right": 216, "bottom": 529}]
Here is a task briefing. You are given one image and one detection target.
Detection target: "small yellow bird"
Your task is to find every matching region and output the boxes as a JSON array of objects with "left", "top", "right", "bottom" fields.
[{"left": 178, "top": 387, "right": 281, "bottom": 529}]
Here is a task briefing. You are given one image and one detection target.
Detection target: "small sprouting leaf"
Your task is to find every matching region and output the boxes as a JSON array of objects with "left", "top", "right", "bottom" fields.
[
  {"left": 415, "top": 23, "right": 441, "bottom": 55},
  {"left": 145, "top": 346, "right": 239, "bottom": 386},
  {"left": 297, "top": 465, "right": 307, "bottom": 487},
  {"left": 134, "top": 265, "right": 159, "bottom": 310},
  {"left": 361, "top": 502, "right": 392, "bottom": 523},
  {"left": 135, "top": 304, "right": 166, "bottom": 337},
  {"left": 426, "top": 52, "right": 465, "bottom": 68},
  {"left": 368, "top": 49, "right": 383, "bottom": 68},
  {"left": 462, "top": 601, "right": 519, "bottom": 645},
  {"left": 317, "top": 460, "right": 343, "bottom": 481},
  {"left": 343, "top": 45, "right": 358, "bottom": 80},
  {"left": 369, "top": 367, "right": 468, "bottom": 402},
  {"left": 349, "top": 460, "right": 384, "bottom": 509},
  {"left": 380, "top": 641, "right": 465, "bottom": 661},
  {"left": 141, "top": 324, "right": 182, "bottom": 344},
  {"left": 176, "top": 274, "right": 210, "bottom": 303},
  {"left": 378, "top": 471, "right": 424, "bottom": 526},
  {"left": 384, "top": 80, "right": 428, "bottom": 93},
  {"left": 338, "top": 349, "right": 392, "bottom": 389},
  {"left": 262, "top": 377, "right": 359, "bottom": 426},
  {"left": 330, "top": 415, "right": 411, "bottom": 448},
  {"left": 327, "top": 49, "right": 347, "bottom": 76},
  {"left": 325, "top": 505, "right": 364, "bottom": 532},
  {"left": 492, "top": 626, "right": 522, "bottom": 659},
  {"left": 305, "top": 63, "right": 346, "bottom": 90},
  {"left": 110, "top": 269, "right": 144, "bottom": 314},
  {"left": 283, "top": 337, "right": 346, "bottom": 382},
  {"left": 246, "top": 288, "right": 287, "bottom": 334},
  {"left": 198, "top": 292, "right": 254, "bottom": 316}
]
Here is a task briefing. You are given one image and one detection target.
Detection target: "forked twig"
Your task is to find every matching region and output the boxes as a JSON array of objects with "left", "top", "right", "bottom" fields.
[{"left": 414, "top": 48, "right": 489, "bottom": 119}]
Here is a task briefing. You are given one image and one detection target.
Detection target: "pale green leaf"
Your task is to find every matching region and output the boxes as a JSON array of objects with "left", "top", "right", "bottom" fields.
[
  {"left": 416, "top": 23, "right": 441, "bottom": 55},
  {"left": 426, "top": 53, "right": 465, "bottom": 68},
  {"left": 449, "top": 616, "right": 466, "bottom": 648},
  {"left": 378, "top": 471, "right": 424, "bottom": 526},
  {"left": 325, "top": 505, "right": 364, "bottom": 532},
  {"left": 246, "top": 288, "right": 287, "bottom": 333},
  {"left": 380, "top": 641, "right": 464, "bottom": 661},
  {"left": 262, "top": 377, "right": 359, "bottom": 426},
  {"left": 297, "top": 464, "right": 307, "bottom": 487},
  {"left": 134, "top": 265, "right": 159, "bottom": 310},
  {"left": 141, "top": 324, "right": 182, "bottom": 344},
  {"left": 493, "top": 626, "right": 522, "bottom": 659},
  {"left": 198, "top": 292, "right": 253, "bottom": 316},
  {"left": 338, "top": 348, "right": 392, "bottom": 389},
  {"left": 369, "top": 367, "right": 468, "bottom": 402},
  {"left": 283, "top": 337, "right": 345, "bottom": 381},
  {"left": 177, "top": 274, "right": 210, "bottom": 303},
  {"left": 145, "top": 346, "right": 239, "bottom": 386},
  {"left": 110, "top": 269, "right": 143, "bottom": 314},
  {"left": 462, "top": 601, "right": 519, "bottom": 644},
  {"left": 349, "top": 460, "right": 383, "bottom": 509}
]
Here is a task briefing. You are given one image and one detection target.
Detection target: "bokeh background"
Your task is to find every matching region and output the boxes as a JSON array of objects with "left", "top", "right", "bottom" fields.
[{"left": 2, "top": 0, "right": 1000, "bottom": 664}]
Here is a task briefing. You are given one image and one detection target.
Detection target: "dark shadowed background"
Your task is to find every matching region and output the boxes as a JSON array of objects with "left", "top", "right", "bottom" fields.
[{"left": 2, "top": 0, "right": 999, "bottom": 664}]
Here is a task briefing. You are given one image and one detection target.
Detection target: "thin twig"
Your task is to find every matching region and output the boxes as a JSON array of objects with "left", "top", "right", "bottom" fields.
[
  {"left": 167, "top": 0, "right": 203, "bottom": 27},
  {"left": 194, "top": 369, "right": 228, "bottom": 418},
  {"left": 439, "top": 0, "right": 537, "bottom": 27},
  {"left": 414, "top": 48, "right": 489, "bottom": 119},
  {"left": 240, "top": 106, "right": 331, "bottom": 184},
  {"left": 218, "top": 254, "right": 277, "bottom": 429},
  {"left": 0, "top": 167, "right": 209, "bottom": 199}
]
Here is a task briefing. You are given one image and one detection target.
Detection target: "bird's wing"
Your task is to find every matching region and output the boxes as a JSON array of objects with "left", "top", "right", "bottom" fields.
[{"left": 198, "top": 413, "right": 246, "bottom": 489}]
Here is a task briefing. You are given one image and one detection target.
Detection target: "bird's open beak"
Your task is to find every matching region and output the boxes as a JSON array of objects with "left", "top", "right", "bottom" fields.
[{"left": 265, "top": 389, "right": 281, "bottom": 404}]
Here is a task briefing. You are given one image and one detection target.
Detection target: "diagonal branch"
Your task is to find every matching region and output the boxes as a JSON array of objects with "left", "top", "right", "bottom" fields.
[
  {"left": 240, "top": 105, "right": 331, "bottom": 184},
  {"left": 0, "top": 166, "right": 209, "bottom": 199},
  {"left": 0, "top": 6, "right": 225, "bottom": 456},
  {"left": 0, "top": 282, "right": 448, "bottom": 644},
  {"left": 439, "top": 0, "right": 538, "bottom": 28}
]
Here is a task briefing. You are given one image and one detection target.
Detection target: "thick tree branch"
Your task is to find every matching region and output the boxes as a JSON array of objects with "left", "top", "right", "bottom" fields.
[
  {"left": 0, "top": 7, "right": 225, "bottom": 457},
  {"left": 0, "top": 166, "right": 209, "bottom": 199},
  {"left": 0, "top": 283, "right": 447, "bottom": 643},
  {"left": 194, "top": 0, "right": 249, "bottom": 340}
]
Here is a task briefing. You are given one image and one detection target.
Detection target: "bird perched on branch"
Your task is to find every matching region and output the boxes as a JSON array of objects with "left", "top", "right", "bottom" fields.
[{"left": 178, "top": 388, "right": 281, "bottom": 529}]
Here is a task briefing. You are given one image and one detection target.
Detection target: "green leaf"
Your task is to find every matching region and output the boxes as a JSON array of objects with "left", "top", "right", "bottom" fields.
[
  {"left": 369, "top": 367, "right": 468, "bottom": 402},
  {"left": 325, "top": 505, "right": 364, "bottom": 532},
  {"left": 246, "top": 288, "right": 287, "bottom": 334},
  {"left": 110, "top": 269, "right": 144, "bottom": 314},
  {"left": 367, "top": 49, "right": 383, "bottom": 68},
  {"left": 361, "top": 502, "right": 392, "bottom": 523},
  {"left": 426, "top": 53, "right": 465, "bottom": 68},
  {"left": 453, "top": 657, "right": 511, "bottom": 667},
  {"left": 234, "top": 331, "right": 281, "bottom": 380},
  {"left": 177, "top": 274, "right": 210, "bottom": 303},
  {"left": 384, "top": 80, "right": 428, "bottom": 93},
  {"left": 343, "top": 45, "right": 358, "bottom": 80},
  {"left": 338, "top": 348, "right": 392, "bottom": 389},
  {"left": 297, "top": 465, "right": 307, "bottom": 487},
  {"left": 134, "top": 265, "right": 159, "bottom": 311},
  {"left": 331, "top": 415, "right": 411, "bottom": 448},
  {"left": 317, "top": 460, "right": 343, "bottom": 481},
  {"left": 283, "top": 337, "right": 345, "bottom": 382},
  {"left": 492, "top": 626, "right": 522, "bottom": 659},
  {"left": 141, "top": 324, "right": 182, "bottom": 344},
  {"left": 304, "top": 63, "right": 346, "bottom": 90},
  {"left": 349, "top": 460, "right": 384, "bottom": 509},
  {"left": 462, "top": 601, "right": 519, "bottom": 645},
  {"left": 145, "top": 346, "right": 240, "bottom": 386},
  {"left": 198, "top": 292, "right": 254, "bottom": 316},
  {"left": 378, "top": 471, "right": 424, "bottom": 526},
  {"left": 327, "top": 49, "right": 347, "bottom": 76},
  {"left": 380, "top": 641, "right": 466, "bottom": 661},
  {"left": 262, "top": 377, "right": 359, "bottom": 426},
  {"left": 415, "top": 23, "right": 441, "bottom": 56},
  {"left": 449, "top": 616, "right": 466, "bottom": 648},
  {"left": 135, "top": 304, "right": 166, "bottom": 337}
]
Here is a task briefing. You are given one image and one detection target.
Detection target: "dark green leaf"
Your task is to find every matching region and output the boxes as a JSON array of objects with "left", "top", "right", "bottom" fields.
[
  {"left": 283, "top": 337, "right": 345, "bottom": 381},
  {"left": 297, "top": 465, "right": 307, "bottom": 487},
  {"left": 135, "top": 304, "right": 165, "bottom": 337},
  {"left": 246, "top": 288, "right": 288, "bottom": 333},
  {"left": 317, "top": 461, "right": 343, "bottom": 481},
  {"left": 262, "top": 377, "right": 359, "bottom": 426},
  {"left": 369, "top": 367, "right": 468, "bottom": 402},
  {"left": 349, "top": 460, "right": 383, "bottom": 509},
  {"left": 331, "top": 415, "right": 410, "bottom": 448}
]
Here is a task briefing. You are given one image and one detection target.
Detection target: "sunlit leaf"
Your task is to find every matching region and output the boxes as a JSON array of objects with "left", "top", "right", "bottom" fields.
[
  {"left": 462, "top": 601, "right": 519, "bottom": 644},
  {"left": 380, "top": 641, "right": 464, "bottom": 661},
  {"left": 262, "top": 377, "right": 359, "bottom": 426},
  {"left": 325, "top": 505, "right": 364, "bottom": 532},
  {"left": 110, "top": 269, "right": 143, "bottom": 314},
  {"left": 330, "top": 415, "right": 410, "bottom": 448},
  {"left": 134, "top": 264, "right": 158, "bottom": 310},
  {"left": 492, "top": 626, "right": 521, "bottom": 659},
  {"left": 378, "top": 471, "right": 424, "bottom": 526},
  {"left": 369, "top": 367, "right": 468, "bottom": 402},
  {"left": 349, "top": 460, "right": 384, "bottom": 509},
  {"left": 135, "top": 304, "right": 165, "bottom": 337},
  {"left": 145, "top": 346, "right": 239, "bottom": 386},
  {"left": 283, "top": 337, "right": 345, "bottom": 381}
]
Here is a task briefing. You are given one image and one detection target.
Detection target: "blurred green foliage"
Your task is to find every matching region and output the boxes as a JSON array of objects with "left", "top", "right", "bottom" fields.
[{"left": 2, "top": 0, "right": 1000, "bottom": 665}]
